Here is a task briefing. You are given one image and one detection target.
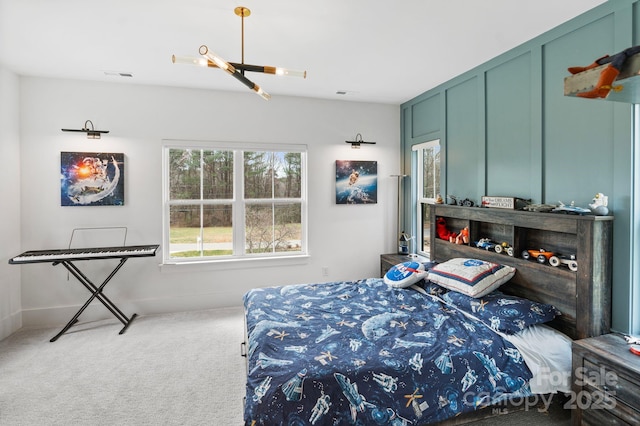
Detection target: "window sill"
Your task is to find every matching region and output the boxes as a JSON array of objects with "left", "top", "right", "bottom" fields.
[{"left": 159, "top": 254, "right": 311, "bottom": 273}]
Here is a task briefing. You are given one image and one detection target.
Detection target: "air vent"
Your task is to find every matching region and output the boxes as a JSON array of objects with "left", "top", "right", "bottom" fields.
[{"left": 103, "top": 71, "right": 134, "bottom": 78}]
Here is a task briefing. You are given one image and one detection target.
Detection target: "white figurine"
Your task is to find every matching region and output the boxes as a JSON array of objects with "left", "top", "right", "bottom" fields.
[{"left": 589, "top": 193, "right": 609, "bottom": 216}]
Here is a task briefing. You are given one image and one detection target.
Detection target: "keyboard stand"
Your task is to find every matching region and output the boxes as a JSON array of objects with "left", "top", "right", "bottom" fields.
[{"left": 50, "top": 258, "right": 137, "bottom": 342}]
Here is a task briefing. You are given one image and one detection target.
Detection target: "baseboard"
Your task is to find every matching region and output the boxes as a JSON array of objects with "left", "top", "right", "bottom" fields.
[
  {"left": 21, "top": 292, "right": 243, "bottom": 329},
  {"left": 0, "top": 311, "right": 22, "bottom": 340},
  {"left": 21, "top": 304, "right": 112, "bottom": 328}
]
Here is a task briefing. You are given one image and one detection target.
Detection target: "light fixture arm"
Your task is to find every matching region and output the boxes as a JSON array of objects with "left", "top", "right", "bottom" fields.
[
  {"left": 235, "top": 6, "right": 249, "bottom": 67},
  {"left": 61, "top": 120, "right": 109, "bottom": 139},
  {"left": 345, "top": 133, "right": 376, "bottom": 148},
  {"left": 199, "top": 45, "right": 270, "bottom": 100},
  {"left": 232, "top": 69, "right": 269, "bottom": 99},
  {"left": 172, "top": 55, "right": 306, "bottom": 78}
]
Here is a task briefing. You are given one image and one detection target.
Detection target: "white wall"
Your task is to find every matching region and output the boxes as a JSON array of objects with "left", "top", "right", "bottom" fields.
[
  {"left": 0, "top": 65, "right": 22, "bottom": 339},
  {"left": 17, "top": 77, "right": 400, "bottom": 327}
]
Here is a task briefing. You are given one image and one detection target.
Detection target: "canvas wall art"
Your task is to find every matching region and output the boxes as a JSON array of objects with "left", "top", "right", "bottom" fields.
[
  {"left": 335, "top": 160, "right": 377, "bottom": 204},
  {"left": 60, "top": 152, "right": 125, "bottom": 206}
]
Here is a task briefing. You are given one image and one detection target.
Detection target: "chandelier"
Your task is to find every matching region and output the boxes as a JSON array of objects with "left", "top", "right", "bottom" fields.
[{"left": 172, "top": 6, "right": 307, "bottom": 100}]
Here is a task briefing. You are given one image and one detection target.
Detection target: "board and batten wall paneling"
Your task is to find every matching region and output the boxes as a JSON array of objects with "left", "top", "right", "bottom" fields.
[
  {"left": 445, "top": 77, "right": 480, "bottom": 202},
  {"left": 543, "top": 14, "right": 615, "bottom": 205},
  {"left": 402, "top": 0, "right": 639, "bottom": 334},
  {"left": 542, "top": 12, "right": 635, "bottom": 335},
  {"left": 410, "top": 94, "right": 441, "bottom": 141},
  {"left": 485, "top": 52, "right": 533, "bottom": 199}
]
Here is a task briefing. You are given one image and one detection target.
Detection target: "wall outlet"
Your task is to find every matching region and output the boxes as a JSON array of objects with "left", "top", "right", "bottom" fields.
[{"left": 321, "top": 266, "right": 329, "bottom": 277}]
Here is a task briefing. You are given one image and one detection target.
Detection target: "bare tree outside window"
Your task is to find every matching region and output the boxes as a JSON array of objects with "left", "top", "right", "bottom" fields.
[
  {"left": 244, "top": 151, "right": 302, "bottom": 254},
  {"left": 413, "top": 140, "right": 441, "bottom": 258},
  {"left": 164, "top": 144, "right": 305, "bottom": 262}
]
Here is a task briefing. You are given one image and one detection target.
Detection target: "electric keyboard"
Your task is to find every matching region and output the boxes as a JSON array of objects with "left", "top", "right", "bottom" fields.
[
  {"left": 9, "top": 243, "right": 159, "bottom": 341},
  {"left": 9, "top": 244, "right": 159, "bottom": 264}
]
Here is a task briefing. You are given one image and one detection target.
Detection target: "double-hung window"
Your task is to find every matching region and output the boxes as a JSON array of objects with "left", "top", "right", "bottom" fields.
[
  {"left": 162, "top": 140, "right": 307, "bottom": 264},
  {"left": 413, "top": 139, "right": 441, "bottom": 258}
]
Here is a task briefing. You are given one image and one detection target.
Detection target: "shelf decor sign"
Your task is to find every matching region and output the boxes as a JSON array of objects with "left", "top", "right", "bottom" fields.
[
  {"left": 60, "top": 152, "right": 125, "bottom": 206},
  {"left": 481, "top": 196, "right": 515, "bottom": 209}
]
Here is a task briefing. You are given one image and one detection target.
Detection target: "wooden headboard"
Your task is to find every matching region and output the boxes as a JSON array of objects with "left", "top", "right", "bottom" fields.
[{"left": 429, "top": 204, "right": 613, "bottom": 340}]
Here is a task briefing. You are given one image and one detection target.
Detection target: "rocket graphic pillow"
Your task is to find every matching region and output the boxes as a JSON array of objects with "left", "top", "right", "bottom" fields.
[
  {"left": 384, "top": 261, "right": 428, "bottom": 288},
  {"left": 427, "top": 258, "right": 515, "bottom": 298}
]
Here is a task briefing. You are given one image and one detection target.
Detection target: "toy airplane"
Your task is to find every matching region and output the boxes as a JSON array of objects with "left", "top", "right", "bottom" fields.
[{"left": 624, "top": 335, "right": 640, "bottom": 344}]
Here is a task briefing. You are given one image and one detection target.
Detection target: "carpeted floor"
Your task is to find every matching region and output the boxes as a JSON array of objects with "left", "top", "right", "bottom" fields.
[
  {"left": 0, "top": 307, "right": 247, "bottom": 425},
  {"left": 0, "top": 307, "right": 571, "bottom": 425}
]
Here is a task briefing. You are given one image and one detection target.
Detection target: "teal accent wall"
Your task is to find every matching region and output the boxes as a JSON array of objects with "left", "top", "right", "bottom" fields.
[
  {"left": 486, "top": 53, "right": 533, "bottom": 198},
  {"left": 400, "top": 0, "right": 638, "bottom": 334},
  {"left": 446, "top": 77, "right": 480, "bottom": 201}
]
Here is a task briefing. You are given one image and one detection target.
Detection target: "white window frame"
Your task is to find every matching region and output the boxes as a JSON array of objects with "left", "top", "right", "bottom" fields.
[
  {"left": 412, "top": 139, "right": 441, "bottom": 258},
  {"left": 633, "top": 105, "right": 640, "bottom": 333},
  {"left": 161, "top": 139, "right": 308, "bottom": 266}
]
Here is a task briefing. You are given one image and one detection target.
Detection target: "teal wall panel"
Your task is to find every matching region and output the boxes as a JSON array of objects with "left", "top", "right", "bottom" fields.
[
  {"left": 411, "top": 94, "right": 441, "bottom": 139},
  {"left": 401, "top": 0, "right": 639, "bottom": 334},
  {"left": 446, "top": 77, "right": 479, "bottom": 201},
  {"left": 485, "top": 53, "right": 533, "bottom": 199},
  {"left": 636, "top": 1, "right": 640, "bottom": 44},
  {"left": 541, "top": 13, "right": 636, "bottom": 335},
  {"left": 543, "top": 15, "right": 616, "bottom": 205}
]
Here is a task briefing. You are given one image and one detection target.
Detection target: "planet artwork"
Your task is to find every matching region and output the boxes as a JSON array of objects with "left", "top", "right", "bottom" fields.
[
  {"left": 60, "top": 152, "right": 125, "bottom": 206},
  {"left": 335, "top": 160, "right": 377, "bottom": 204}
]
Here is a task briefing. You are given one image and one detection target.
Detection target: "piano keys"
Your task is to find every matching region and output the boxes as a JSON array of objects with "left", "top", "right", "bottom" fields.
[
  {"left": 9, "top": 244, "right": 159, "bottom": 264},
  {"left": 8, "top": 243, "right": 159, "bottom": 341}
]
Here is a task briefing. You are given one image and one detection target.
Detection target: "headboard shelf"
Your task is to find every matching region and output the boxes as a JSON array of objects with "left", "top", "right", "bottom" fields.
[{"left": 430, "top": 204, "right": 613, "bottom": 340}]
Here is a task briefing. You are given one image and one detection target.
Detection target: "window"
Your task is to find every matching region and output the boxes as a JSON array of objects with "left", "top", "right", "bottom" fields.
[
  {"left": 162, "top": 140, "right": 307, "bottom": 264},
  {"left": 412, "top": 139, "right": 441, "bottom": 258}
]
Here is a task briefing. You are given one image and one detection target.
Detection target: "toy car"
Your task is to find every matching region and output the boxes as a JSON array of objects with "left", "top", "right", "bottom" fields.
[
  {"left": 522, "top": 248, "right": 578, "bottom": 270},
  {"left": 522, "top": 248, "right": 555, "bottom": 264},
  {"left": 475, "top": 239, "right": 514, "bottom": 256},
  {"left": 475, "top": 238, "right": 497, "bottom": 251},
  {"left": 549, "top": 254, "right": 578, "bottom": 272},
  {"left": 494, "top": 242, "right": 514, "bottom": 256}
]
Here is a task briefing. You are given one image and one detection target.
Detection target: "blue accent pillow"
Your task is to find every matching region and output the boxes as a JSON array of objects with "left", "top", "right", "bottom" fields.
[
  {"left": 383, "top": 261, "right": 428, "bottom": 288},
  {"left": 442, "top": 290, "right": 561, "bottom": 335}
]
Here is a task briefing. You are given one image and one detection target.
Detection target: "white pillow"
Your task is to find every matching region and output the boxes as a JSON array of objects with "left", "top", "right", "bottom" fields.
[
  {"left": 505, "top": 324, "right": 572, "bottom": 394},
  {"left": 427, "top": 258, "right": 515, "bottom": 297},
  {"left": 384, "top": 261, "right": 428, "bottom": 288}
]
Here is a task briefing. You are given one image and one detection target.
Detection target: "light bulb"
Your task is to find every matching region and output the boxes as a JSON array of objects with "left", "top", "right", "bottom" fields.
[
  {"left": 275, "top": 68, "right": 307, "bottom": 78},
  {"left": 262, "top": 66, "right": 306, "bottom": 78},
  {"left": 199, "top": 45, "right": 236, "bottom": 74},
  {"left": 171, "top": 55, "right": 209, "bottom": 67},
  {"left": 254, "top": 85, "right": 271, "bottom": 100}
]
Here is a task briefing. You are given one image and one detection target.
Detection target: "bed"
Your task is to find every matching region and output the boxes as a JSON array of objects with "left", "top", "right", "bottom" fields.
[{"left": 242, "top": 257, "right": 578, "bottom": 425}]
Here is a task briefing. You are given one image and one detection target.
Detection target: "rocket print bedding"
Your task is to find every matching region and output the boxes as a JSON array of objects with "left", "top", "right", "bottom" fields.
[{"left": 243, "top": 278, "right": 537, "bottom": 425}]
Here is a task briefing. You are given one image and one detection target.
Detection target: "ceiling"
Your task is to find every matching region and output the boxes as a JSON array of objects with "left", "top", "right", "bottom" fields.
[{"left": 0, "top": 0, "right": 606, "bottom": 105}]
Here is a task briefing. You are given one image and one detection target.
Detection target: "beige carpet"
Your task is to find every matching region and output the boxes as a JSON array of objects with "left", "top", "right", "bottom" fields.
[{"left": 0, "top": 307, "right": 246, "bottom": 425}]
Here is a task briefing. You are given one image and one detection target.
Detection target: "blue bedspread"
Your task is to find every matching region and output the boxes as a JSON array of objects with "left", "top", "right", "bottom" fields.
[{"left": 243, "top": 278, "right": 532, "bottom": 425}]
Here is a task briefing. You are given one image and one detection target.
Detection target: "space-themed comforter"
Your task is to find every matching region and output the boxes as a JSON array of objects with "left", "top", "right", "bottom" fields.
[{"left": 243, "top": 278, "right": 533, "bottom": 426}]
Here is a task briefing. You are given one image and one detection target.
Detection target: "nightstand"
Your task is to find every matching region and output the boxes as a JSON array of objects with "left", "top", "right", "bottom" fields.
[
  {"left": 379, "top": 253, "right": 413, "bottom": 277},
  {"left": 571, "top": 333, "right": 640, "bottom": 425}
]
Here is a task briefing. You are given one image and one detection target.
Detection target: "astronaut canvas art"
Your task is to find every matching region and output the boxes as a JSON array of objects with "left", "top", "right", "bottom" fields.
[
  {"left": 60, "top": 152, "right": 125, "bottom": 206},
  {"left": 335, "top": 160, "right": 377, "bottom": 204}
]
